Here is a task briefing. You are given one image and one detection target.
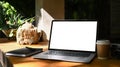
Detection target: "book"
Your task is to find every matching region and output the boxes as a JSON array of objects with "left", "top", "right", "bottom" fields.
[{"left": 6, "top": 47, "right": 43, "bottom": 57}]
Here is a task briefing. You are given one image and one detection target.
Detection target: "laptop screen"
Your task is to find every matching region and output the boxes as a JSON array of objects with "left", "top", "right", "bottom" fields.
[{"left": 49, "top": 20, "right": 97, "bottom": 52}]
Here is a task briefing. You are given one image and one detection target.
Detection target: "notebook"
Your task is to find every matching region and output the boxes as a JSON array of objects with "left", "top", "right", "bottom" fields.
[
  {"left": 32, "top": 20, "right": 97, "bottom": 63},
  {"left": 6, "top": 47, "right": 43, "bottom": 57}
]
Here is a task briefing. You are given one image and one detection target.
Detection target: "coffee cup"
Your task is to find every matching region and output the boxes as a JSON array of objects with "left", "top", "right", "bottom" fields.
[{"left": 96, "top": 40, "right": 110, "bottom": 59}]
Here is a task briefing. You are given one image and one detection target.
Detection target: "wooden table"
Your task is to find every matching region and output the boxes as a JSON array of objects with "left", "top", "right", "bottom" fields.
[{"left": 0, "top": 38, "right": 120, "bottom": 67}]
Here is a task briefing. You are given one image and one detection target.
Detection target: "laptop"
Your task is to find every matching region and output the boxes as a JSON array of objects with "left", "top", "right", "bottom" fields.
[{"left": 33, "top": 20, "right": 97, "bottom": 63}]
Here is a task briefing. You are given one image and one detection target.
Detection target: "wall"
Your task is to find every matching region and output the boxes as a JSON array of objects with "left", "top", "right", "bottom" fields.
[
  {"left": 35, "top": 0, "right": 64, "bottom": 40},
  {"left": 35, "top": 0, "right": 42, "bottom": 26},
  {"left": 43, "top": 0, "right": 64, "bottom": 19},
  {"left": 35, "top": 0, "right": 64, "bottom": 22}
]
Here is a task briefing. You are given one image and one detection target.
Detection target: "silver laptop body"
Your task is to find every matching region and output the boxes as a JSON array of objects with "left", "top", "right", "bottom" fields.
[{"left": 33, "top": 20, "right": 97, "bottom": 63}]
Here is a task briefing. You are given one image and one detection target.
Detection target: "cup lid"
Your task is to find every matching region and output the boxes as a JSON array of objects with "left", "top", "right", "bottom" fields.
[{"left": 96, "top": 40, "right": 110, "bottom": 45}]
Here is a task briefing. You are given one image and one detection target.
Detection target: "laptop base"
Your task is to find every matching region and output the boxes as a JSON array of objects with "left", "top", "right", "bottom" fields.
[{"left": 32, "top": 51, "right": 96, "bottom": 63}]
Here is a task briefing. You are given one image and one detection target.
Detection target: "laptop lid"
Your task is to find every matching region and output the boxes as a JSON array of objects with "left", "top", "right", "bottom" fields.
[{"left": 49, "top": 20, "right": 97, "bottom": 52}]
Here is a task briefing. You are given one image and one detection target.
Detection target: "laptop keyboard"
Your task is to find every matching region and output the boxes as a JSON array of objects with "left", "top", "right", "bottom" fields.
[{"left": 45, "top": 50, "right": 90, "bottom": 57}]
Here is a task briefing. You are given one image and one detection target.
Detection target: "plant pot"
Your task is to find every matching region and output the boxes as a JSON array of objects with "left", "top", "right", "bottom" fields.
[{"left": 2, "top": 29, "right": 17, "bottom": 40}]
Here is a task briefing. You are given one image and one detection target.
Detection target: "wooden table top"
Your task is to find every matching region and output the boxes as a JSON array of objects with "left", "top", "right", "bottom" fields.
[{"left": 0, "top": 38, "right": 120, "bottom": 67}]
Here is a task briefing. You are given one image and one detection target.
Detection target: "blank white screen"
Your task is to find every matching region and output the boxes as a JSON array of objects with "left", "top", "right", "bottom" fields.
[{"left": 50, "top": 21, "right": 97, "bottom": 52}]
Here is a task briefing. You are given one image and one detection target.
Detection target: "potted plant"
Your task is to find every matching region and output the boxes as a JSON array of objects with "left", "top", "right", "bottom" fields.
[
  {"left": 0, "top": 1, "right": 35, "bottom": 39},
  {"left": 0, "top": 1, "right": 25, "bottom": 38}
]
